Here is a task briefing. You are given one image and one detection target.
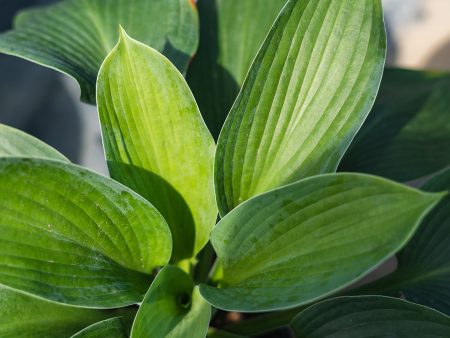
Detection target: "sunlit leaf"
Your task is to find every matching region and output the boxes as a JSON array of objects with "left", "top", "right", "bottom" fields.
[
  {"left": 200, "top": 174, "right": 443, "bottom": 312},
  {"left": 71, "top": 318, "right": 126, "bottom": 338},
  {"left": 0, "top": 287, "right": 109, "bottom": 338},
  {"left": 214, "top": 0, "right": 386, "bottom": 215},
  {"left": 359, "top": 168, "right": 450, "bottom": 315},
  {"left": 0, "top": 0, "right": 199, "bottom": 103},
  {"left": 0, "top": 123, "right": 68, "bottom": 162},
  {"left": 131, "top": 266, "right": 210, "bottom": 338},
  {"left": 340, "top": 68, "right": 450, "bottom": 181},
  {"left": 0, "top": 158, "right": 172, "bottom": 308},
  {"left": 187, "top": 0, "right": 287, "bottom": 138},
  {"left": 291, "top": 296, "right": 450, "bottom": 337},
  {"left": 97, "top": 29, "right": 216, "bottom": 262}
]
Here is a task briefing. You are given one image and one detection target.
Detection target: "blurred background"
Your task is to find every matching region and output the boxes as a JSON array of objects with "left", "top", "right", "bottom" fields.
[{"left": 0, "top": 0, "right": 449, "bottom": 175}]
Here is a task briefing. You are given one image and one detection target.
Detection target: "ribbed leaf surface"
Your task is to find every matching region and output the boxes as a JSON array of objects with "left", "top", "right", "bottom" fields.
[
  {"left": 0, "top": 124, "right": 67, "bottom": 162},
  {"left": 187, "top": 0, "right": 287, "bottom": 138},
  {"left": 200, "top": 174, "right": 443, "bottom": 312},
  {"left": 340, "top": 68, "right": 450, "bottom": 181},
  {"left": 71, "top": 318, "right": 126, "bottom": 338},
  {"left": 0, "top": 0, "right": 198, "bottom": 103},
  {"left": 97, "top": 30, "right": 216, "bottom": 262},
  {"left": 214, "top": 0, "right": 386, "bottom": 215},
  {"left": 131, "top": 266, "right": 210, "bottom": 338},
  {"left": 291, "top": 296, "right": 450, "bottom": 337},
  {"left": 362, "top": 169, "right": 450, "bottom": 315},
  {"left": 0, "top": 158, "right": 172, "bottom": 307},
  {"left": 0, "top": 287, "right": 109, "bottom": 338}
]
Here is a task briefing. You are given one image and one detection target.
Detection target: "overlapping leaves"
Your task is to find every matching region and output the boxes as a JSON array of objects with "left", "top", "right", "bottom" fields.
[{"left": 0, "top": 0, "right": 199, "bottom": 103}]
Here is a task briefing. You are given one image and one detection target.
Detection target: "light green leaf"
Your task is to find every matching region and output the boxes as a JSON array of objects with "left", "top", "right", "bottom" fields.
[
  {"left": 131, "top": 266, "right": 210, "bottom": 338},
  {"left": 359, "top": 168, "right": 450, "bottom": 315},
  {"left": 187, "top": 0, "right": 287, "bottom": 138},
  {"left": 0, "top": 0, "right": 199, "bottom": 103},
  {"left": 200, "top": 174, "right": 443, "bottom": 312},
  {"left": 0, "top": 287, "right": 109, "bottom": 338},
  {"left": 291, "top": 296, "right": 450, "bottom": 337},
  {"left": 0, "top": 158, "right": 172, "bottom": 308},
  {"left": 0, "top": 123, "right": 68, "bottom": 162},
  {"left": 71, "top": 318, "right": 126, "bottom": 338},
  {"left": 97, "top": 29, "right": 216, "bottom": 262},
  {"left": 340, "top": 68, "right": 450, "bottom": 181},
  {"left": 214, "top": 0, "right": 386, "bottom": 215}
]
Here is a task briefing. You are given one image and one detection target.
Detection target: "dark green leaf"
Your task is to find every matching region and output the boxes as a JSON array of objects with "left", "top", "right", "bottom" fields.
[
  {"left": 187, "top": 0, "right": 287, "bottom": 138},
  {"left": 0, "top": 158, "right": 172, "bottom": 308},
  {"left": 131, "top": 266, "right": 210, "bottom": 338},
  {"left": 71, "top": 318, "right": 126, "bottom": 338},
  {"left": 0, "top": 0, "right": 199, "bottom": 103},
  {"left": 0, "top": 124, "right": 68, "bottom": 162},
  {"left": 0, "top": 287, "right": 109, "bottom": 338},
  {"left": 214, "top": 0, "right": 386, "bottom": 215},
  {"left": 291, "top": 296, "right": 450, "bottom": 337},
  {"left": 359, "top": 169, "right": 450, "bottom": 315},
  {"left": 340, "top": 68, "right": 450, "bottom": 181},
  {"left": 97, "top": 29, "right": 216, "bottom": 262},
  {"left": 200, "top": 174, "right": 443, "bottom": 312}
]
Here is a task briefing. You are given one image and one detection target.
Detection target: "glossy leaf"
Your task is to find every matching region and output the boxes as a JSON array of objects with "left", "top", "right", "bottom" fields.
[
  {"left": 0, "top": 0, "right": 199, "bottom": 103},
  {"left": 71, "top": 318, "right": 126, "bottom": 338},
  {"left": 97, "top": 29, "right": 216, "bottom": 262},
  {"left": 0, "top": 158, "right": 172, "bottom": 308},
  {"left": 131, "top": 266, "right": 210, "bottom": 338},
  {"left": 0, "top": 124, "right": 68, "bottom": 162},
  {"left": 187, "top": 0, "right": 287, "bottom": 138},
  {"left": 0, "top": 287, "right": 109, "bottom": 338},
  {"left": 291, "top": 296, "right": 450, "bottom": 337},
  {"left": 360, "top": 169, "right": 450, "bottom": 315},
  {"left": 340, "top": 68, "right": 450, "bottom": 181},
  {"left": 200, "top": 174, "right": 443, "bottom": 312},
  {"left": 214, "top": 0, "right": 386, "bottom": 215}
]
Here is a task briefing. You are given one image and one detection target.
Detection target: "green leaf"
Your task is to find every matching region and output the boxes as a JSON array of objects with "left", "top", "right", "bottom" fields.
[
  {"left": 0, "top": 124, "right": 68, "bottom": 162},
  {"left": 187, "top": 0, "right": 287, "bottom": 138},
  {"left": 291, "top": 296, "right": 450, "bottom": 337},
  {"left": 0, "top": 287, "right": 109, "bottom": 338},
  {"left": 130, "top": 266, "right": 211, "bottom": 338},
  {"left": 214, "top": 0, "right": 386, "bottom": 215},
  {"left": 200, "top": 173, "right": 443, "bottom": 312},
  {"left": 71, "top": 318, "right": 126, "bottom": 338},
  {"left": 340, "top": 68, "right": 450, "bottom": 181},
  {"left": 0, "top": 0, "right": 199, "bottom": 103},
  {"left": 97, "top": 29, "right": 216, "bottom": 262},
  {"left": 359, "top": 169, "right": 450, "bottom": 315},
  {"left": 0, "top": 158, "right": 172, "bottom": 308}
]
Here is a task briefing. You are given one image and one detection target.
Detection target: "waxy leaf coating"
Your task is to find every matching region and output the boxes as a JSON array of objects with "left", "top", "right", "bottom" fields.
[
  {"left": 201, "top": 174, "right": 443, "bottom": 312},
  {"left": 0, "top": 158, "right": 172, "bottom": 308},
  {"left": 215, "top": 0, "right": 386, "bottom": 215},
  {"left": 97, "top": 29, "right": 217, "bottom": 262},
  {"left": 291, "top": 296, "right": 450, "bottom": 337},
  {"left": 0, "top": 0, "right": 199, "bottom": 103},
  {"left": 71, "top": 318, "right": 126, "bottom": 338}
]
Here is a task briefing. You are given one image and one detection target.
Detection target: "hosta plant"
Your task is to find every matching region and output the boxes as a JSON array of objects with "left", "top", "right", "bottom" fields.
[{"left": 0, "top": 0, "right": 450, "bottom": 337}]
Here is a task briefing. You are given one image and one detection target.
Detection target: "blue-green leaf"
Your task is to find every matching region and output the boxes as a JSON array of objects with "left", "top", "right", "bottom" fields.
[
  {"left": 201, "top": 174, "right": 443, "bottom": 312},
  {"left": 0, "top": 0, "right": 199, "bottom": 103},
  {"left": 291, "top": 296, "right": 450, "bottom": 337}
]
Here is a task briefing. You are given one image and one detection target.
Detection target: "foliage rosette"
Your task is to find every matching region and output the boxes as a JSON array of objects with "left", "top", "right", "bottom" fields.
[{"left": 0, "top": 0, "right": 449, "bottom": 337}]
